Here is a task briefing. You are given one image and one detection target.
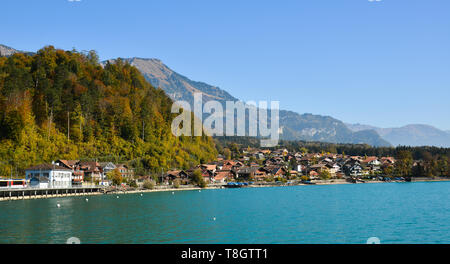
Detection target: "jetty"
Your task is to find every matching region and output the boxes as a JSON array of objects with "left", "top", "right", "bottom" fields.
[{"left": 0, "top": 186, "right": 104, "bottom": 201}]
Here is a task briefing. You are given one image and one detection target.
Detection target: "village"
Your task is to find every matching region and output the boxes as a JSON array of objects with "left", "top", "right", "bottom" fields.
[
  {"left": 162, "top": 148, "right": 400, "bottom": 186},
  {"left": 0, "top": 147, "right": 406, "bottom": 192}
]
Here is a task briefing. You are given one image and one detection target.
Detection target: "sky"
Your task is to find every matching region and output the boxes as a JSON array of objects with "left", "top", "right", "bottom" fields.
[{"left": 2, "top": 0, "right": 450, "bottom": 130}]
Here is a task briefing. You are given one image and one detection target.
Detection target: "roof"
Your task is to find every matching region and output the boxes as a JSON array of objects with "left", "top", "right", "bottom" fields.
[
  {"left": 56, "top": 160, "right": 79, "bottom": 168},
  {"left": 237, "top": 167, "right": 258, "bottom": 174},
  {"left": 381, "top": 157, "right": 396, "bottom": 163},
  {"left": 167, "top": 170, "right": 187, "bottom": 177},
  {"left": 99, "top": 162, "right": 116, "bottom": 168},
  {"left": 201, "top": 164, "right": 217, "bottom": 171},
  {"left": 310, "top": 164, "right": 327, "bottom": 169},
  {"left": 215, "top": 171, "right": 230, "bottom": 181},
  {"left": 362, "top": 157, "right": 378, "bottom": 163},
  {"left": 25, "top": 164, "right": 72, "bottom": 171},
  {"left": 309, "top": 171, "right": 319, "bottom": 176}
]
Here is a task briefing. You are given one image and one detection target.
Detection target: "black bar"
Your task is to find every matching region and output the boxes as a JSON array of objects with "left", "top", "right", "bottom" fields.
[{"left": 0, "top": 244, "right": 448, "bottom": 263}]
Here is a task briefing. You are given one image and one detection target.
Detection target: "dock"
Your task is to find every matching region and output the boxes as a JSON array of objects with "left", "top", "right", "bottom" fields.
[{"left": 0, "top": 186, "right": 105, "bottom": 201}]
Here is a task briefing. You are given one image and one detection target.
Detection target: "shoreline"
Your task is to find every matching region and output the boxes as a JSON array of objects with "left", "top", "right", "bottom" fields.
[{"left": 1, "top": 178, "right": 449, "bottom": 202}]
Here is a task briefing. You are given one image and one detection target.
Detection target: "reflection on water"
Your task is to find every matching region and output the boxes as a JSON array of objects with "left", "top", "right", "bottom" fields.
[{"left": 1, "top": 182, "right": 450, "bottom": 244}]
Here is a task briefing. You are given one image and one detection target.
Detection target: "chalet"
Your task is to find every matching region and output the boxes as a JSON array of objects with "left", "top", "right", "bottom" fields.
[
  {"left": 55, "top": 160, "right": 79, "bottom": 170},
  {"left": 79, "top": 161, "right": 103, "bottom": 182},
  {"left": 381, "top": 157, "right": 396, "bottom": 166},
  {"left": 237, "top": 167, "right": 258, "bottom": 179},
  {"left": 271, "top": 167, "right": 287, "bottom": 177},
  {"left": 202, "top": 170, "right": 214, "bottom": 183},
  {"left": 116, "top": 164, "right": 134, "bottom": 179},
  {"left": 214, "top": 171, "right": 232, "bottom": 183},
  {"left": 310, "top": 164, "right": 328, "bottom": 173},
  {"left": 72, "top": 171, "right": 84, "bottom": 186},
  {"left": 201, "top": 164, "right": 217, "bottom": 174},
  {"left": 253, "top": 168, "right": 267, "bottom": 181},
  {"left": 362, "top": 157, "right": 382, "bottom": 172},
  {"left": 99, "top": 162, "right": 117, "bottom": 176},
  {"left": 322, "top": 163, "right": 340, "bottom": 176},
  {"left": 234, "top": 161, "right": 245, "bottom": 168},
  {"left": 165, "top": 170, "right": 189, "bottom": 183},
  {"left": 309, "top": 170, "right": 319, "bottom": 180},
  {"left": 349, "top": 164, "right": 363, "bottom": 177}
]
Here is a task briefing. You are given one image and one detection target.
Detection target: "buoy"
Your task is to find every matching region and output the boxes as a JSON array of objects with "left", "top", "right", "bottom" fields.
[
  {"left": 117, "top": 196, "right": 119, "bottom": 199},
  {"left": 213, "top": 217, "right": 216, "bottom": 221},
  {"left": 57, "top": 204, "right": 61, "bottom": 208},
  {"left": 199, "top": 190, "right": 201, "bottom": 193},
  {"left": 140, "top": 193, "right": 143, "bottom": 196},
  {"left": 172, "top": 192, "right": 174, "bottom": 195},
  {"left": 85, "top": 198, "right": 89, "bottom": 202}
]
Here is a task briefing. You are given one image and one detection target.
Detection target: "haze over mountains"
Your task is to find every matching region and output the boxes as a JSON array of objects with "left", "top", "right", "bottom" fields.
[
  {"left": 346, "top": 123, "right": 450, "bottom": 148},
  {"left": 2, "top": 44, "right": 449, "bottom": 147}
]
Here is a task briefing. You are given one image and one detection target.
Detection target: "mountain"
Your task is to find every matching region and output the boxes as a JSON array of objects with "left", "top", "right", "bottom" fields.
[
  {"left": 0, "top": 44, "right": 34, "bottom": 57},
  {"left": 104, "top": 57, "right": 238, "bottom": 104},
  {"left": 119, "top": 57, "right": 391, "bottom": 147},
  {"left": 0, "top": 46, "right": 217, "bottom": 175},
  {"left": 280, "top": 112, "right": 391, "bottom": 146},
  {"left": 346, "top": 123, "right": 450, "bottom": 147},
  {"left": 2, "top": 45, "right": 390, "bottom": 147}
]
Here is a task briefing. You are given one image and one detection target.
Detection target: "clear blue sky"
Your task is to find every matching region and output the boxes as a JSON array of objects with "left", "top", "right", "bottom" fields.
[{"left": 2, "top": 0, "right": 450, "bottom": 130}]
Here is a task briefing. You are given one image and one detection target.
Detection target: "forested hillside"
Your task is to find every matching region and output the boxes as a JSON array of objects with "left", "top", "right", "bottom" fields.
[{"left": 0, "top": 46, "right": 217, "bottom": 176}]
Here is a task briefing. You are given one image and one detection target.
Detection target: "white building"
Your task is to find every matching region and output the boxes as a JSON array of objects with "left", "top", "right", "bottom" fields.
[{"left": 25, "top": 164, "right": 73, "bottom": 188}]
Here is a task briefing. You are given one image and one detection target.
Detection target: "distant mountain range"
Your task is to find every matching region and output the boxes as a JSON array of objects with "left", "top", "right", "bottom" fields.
[
  {"left": 346, "top": 123, "right": 450, "bottom": 148},
  {"left": 4, "top": 44, "right": 448, "bottom": 147},
  {"left": 117, "top": 58, "right": 391, "bottom": 147}
]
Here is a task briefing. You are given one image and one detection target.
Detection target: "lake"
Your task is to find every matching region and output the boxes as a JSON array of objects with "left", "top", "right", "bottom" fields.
[{"left": 1, "top": 181, "right": 449, "bottom": 244}]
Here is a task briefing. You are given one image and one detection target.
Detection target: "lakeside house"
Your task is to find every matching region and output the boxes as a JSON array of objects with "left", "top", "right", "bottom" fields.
[
  {"left": 99, "top": 162, "right": 117, "bottom": 176},
  {"left": 165, "top": 170, "right": 189, "bottom": 183},
  {"left": 116, "top": 164, "right": 134, "bottom": 179},
  {"left": 25, "top": 163, "right": 73, "bottom": 188}
]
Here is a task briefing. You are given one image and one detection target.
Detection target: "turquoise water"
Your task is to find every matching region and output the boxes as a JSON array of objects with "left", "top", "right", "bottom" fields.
[{"left": 1, "top": 182, "right": 449, "bottom": 244}]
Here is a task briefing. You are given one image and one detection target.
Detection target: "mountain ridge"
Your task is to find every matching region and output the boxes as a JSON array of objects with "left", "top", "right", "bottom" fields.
[
  {"left": 104, "top": 57, "right": 238, "bottom": 104},
  {"left": 0, "top": 44, "right": 34, "bottom": 57},
  {"left": 346, "top": 123, "right": 450, "bottom": 147},
  {"left": 116, "top": 57, "right": 391, "bottom": 147}
]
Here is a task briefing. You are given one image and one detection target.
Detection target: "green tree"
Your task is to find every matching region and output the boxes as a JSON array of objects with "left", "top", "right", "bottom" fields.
[
  {"left": 395, "top": 150, "right": 413, "bottom": 177},
  {"left": 192, "top": 169, "right": 206, "bottom": 188},
  {"left": 108, "top": 169, "right": 123, "bottom": 186},
  {"left": 319, "top": 170, "right": 331, "bottom": 180}
]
